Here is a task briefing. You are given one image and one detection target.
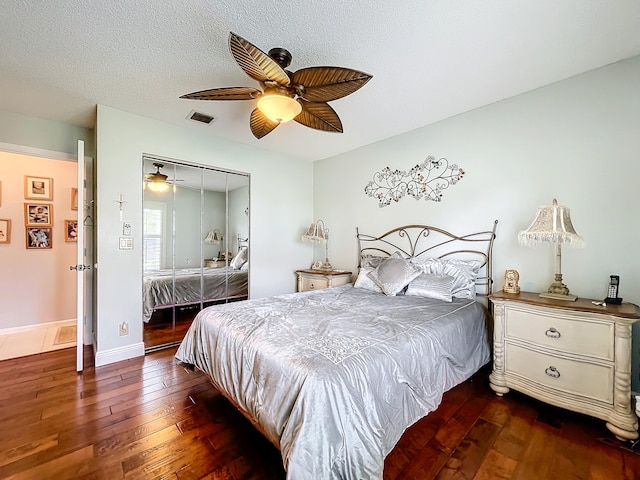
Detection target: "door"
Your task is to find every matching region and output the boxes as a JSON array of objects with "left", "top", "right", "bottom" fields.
[{"left": 75, "top": 140, "right": 86, "bottom": 372}]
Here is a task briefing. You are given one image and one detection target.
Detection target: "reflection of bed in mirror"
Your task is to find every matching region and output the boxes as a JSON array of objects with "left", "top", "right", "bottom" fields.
[
  {"left": 142, "top": 155, "right": 250, "bottom": 350},
  {"left": 143, "top": 264, "right": 248, "bottom": 323}
]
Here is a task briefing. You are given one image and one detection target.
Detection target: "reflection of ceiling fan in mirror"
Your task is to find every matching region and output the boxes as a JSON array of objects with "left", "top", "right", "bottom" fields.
[
  {"left": 144, "top": 163, "right": 183, "bottom": 192},
  {"left": 180, "top": 32, "right": 373, "bottom": 139}
]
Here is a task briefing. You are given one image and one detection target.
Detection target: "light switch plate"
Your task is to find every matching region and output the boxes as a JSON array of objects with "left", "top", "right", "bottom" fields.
[{"left": 119, "top": 237, "right": 133, "bottom": 250}]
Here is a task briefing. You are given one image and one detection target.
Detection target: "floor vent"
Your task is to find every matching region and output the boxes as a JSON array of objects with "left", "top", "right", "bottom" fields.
[{"left": 187, "top": 110, "right": 214, "bottom": 124}]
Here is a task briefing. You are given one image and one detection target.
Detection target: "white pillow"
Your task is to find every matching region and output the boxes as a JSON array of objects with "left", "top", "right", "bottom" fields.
[
  {"left": 353, "top": 266, "right": 383, "bottom": 293},
  {"left": 230, "top": 248, "right": 248, "bottom": 270},
  {"left": 360, "top": 255, "right": 387, "bottom": 268},
  {"left": 367, "top": 253, "right": 422, "bottom": 296},
  {"left": 406, "top": 273, "right": 454, "bottom": 302},
  {"left": 412, "top": 257, "right": 482, "bottom": 299}
]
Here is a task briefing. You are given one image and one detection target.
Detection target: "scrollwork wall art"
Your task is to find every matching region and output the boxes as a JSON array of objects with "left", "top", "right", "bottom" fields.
[{"left": 364, "top": 155, "right": 464, "bottom": 207}]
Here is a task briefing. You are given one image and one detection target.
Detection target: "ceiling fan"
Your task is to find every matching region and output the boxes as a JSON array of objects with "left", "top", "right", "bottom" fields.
[
  {"left": 144, "top": 163, "right": 183, "bottom": 192},
  {"left": 180, "top": 32, "right": 373, "bottom": 139}
]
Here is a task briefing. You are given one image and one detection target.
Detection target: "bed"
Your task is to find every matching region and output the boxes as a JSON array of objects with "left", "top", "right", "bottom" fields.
[
  {"left": 143, "top": 255, "right": 248, "bottom": 322},
  {"left": 175, "top": 221, "right": 497, "bottom": 479}
]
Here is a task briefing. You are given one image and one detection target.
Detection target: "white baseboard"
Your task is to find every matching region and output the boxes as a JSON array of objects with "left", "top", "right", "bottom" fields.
[
  {"left": 0, "top": 319, "right": 75, "bottom": 336},
  {"left": 94, "top": 342, "right": 145, "bottom": 367}
]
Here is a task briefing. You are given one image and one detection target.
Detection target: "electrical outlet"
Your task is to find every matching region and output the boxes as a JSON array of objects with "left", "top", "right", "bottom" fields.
[{"left": 119, "top": 321, "right": 129, "bottom": 336}]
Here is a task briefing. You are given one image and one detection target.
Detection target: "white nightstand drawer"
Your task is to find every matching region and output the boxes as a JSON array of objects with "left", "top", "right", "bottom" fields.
[
  {"left": 300, "top": 276, "right": 329, "bottom": 291},
  {"left": 505, "top": 343, "right": 614, "bottom": 404},
  {"left": 505, "top": 307, "right": 614, "bottom": 361}
]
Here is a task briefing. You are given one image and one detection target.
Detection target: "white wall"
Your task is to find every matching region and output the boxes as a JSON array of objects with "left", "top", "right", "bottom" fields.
[
  {"left": 0, "top": 151, "right": 78, "bottom": 328},
  {"left": 0, "top": 110, "right": 94, "bottom": 157},
  {"left": 314, "top": 55, "right": 640, "bottom": 390},
  {"left": 95, "top": 105, "right": 313, "bottom": 365}
]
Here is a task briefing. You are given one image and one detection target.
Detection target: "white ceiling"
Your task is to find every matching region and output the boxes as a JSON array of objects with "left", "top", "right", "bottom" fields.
[{"left": 1, "top": 1, "right": 639, "bottom": 162}]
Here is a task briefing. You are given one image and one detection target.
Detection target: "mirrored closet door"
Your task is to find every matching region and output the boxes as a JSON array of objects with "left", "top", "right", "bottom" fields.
[{"left": 142, "top": 157, "right": 250, "bottom": 351}]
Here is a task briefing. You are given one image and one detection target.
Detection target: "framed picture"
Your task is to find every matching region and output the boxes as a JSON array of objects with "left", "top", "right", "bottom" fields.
[
  {"left": 64, "top": 220, "right": 78, "bottom": 242},
  {"left": 24, "top": 175, "right": 53, "bottom": 200},
  {"left": 0, "top": 180, "right": 2, "bottom": 207},
  {"left": 71, "top": 188, "right": 78, "bottom": 210},
  {"left": 25, "top": 202, "right": 53, "bottom": 226},
  {"left": 0, "top": 219, "right": 10, "bottom": 244},
  {"left": 26, "top": 227, "right": 53, "bottom": 249}
]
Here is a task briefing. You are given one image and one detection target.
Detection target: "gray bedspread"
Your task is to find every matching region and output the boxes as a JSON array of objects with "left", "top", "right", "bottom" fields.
[
  {"left": 175, "top": 284, "right": 490, "bottom": 479},
  {"left": 143, "top": 266, "right": 248, "bottom": 322}
]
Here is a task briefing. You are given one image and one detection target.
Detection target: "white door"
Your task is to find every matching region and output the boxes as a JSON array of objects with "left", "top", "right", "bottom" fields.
[{"left": 75, "top": 140, "right": 86, "bottom": 372}]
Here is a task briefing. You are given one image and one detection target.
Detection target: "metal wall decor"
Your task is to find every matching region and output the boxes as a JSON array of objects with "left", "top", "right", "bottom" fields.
[{"left": 364, "top": 156, "right": 464, "bottom": 207}]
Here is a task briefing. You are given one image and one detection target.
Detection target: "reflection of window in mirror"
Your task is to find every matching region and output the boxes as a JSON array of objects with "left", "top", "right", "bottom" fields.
[{"left": 143, "top": 202, "right": 165, "bottom": 270}]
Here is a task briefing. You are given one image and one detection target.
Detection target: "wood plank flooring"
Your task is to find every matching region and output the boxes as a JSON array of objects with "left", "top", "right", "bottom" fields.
[{"left": 0, "top": 346, "right": 638, "bottom": 479}]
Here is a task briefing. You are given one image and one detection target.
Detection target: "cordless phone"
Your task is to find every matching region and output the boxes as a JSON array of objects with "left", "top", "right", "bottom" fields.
[{"left": 604, "top": 275, "right": 622, "bottom": 304}]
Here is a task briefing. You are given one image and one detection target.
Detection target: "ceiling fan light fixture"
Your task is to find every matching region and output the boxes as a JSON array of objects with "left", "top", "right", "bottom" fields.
[
  {"left": 145, "top": 163, "right": 171, "bottom": 192},
  {"left": 147, "top": 179, "right": 171, "bottom": 193},
  {"left": 257, "top": 94, "right": 301, "bottom": 123}
]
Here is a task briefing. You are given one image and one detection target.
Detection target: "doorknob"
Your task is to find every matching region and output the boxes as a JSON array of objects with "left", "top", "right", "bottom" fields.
[{"left": 70, "top": 264, "right": 92, "bottom": 271}]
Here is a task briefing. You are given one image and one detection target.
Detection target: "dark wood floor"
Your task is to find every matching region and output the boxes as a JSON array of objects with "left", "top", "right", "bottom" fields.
[{"left": 0, "top": 347, "right": 638, "bottom": 480}]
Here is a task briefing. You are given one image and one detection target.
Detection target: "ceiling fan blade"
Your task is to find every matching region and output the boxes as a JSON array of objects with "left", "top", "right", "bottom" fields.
[
  {"left": 180, "top": 87, "right": 261, "bottom": 101},
  {"left": 295, "top": 100, "right": 343, "bottom": 133},
  {"left": 229, "top": 32, "right": 290, "bottom": 86},
  {"left": 250, "top": 108, "right": 280, "bottom": 139},
  {"left": 292, "top": 67, "right": 372, "bottom": 102}
]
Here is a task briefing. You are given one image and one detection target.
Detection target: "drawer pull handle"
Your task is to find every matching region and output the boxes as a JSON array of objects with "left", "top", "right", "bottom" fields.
[
  {"left": 545, "top": 366, "right": 560, "bottom": 378},
  {"left": 545, "top": 327, "right": 561, "bottom": 338}
]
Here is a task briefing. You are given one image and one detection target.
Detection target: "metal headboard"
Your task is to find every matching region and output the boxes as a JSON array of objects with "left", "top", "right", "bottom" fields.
[
  {"left": 237, "top": 234, "right": 249, "bottom": 252},
  {"left": 356, "top": 220, "right": 498, "bottom": 296}
]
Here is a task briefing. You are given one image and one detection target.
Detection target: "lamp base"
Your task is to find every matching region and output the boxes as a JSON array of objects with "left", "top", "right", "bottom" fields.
[
  {"left": 540, "top": 276, "right": 577, "bottom": 301},
  {"left": 539, "top": 291, "right": 577, "bottom": 301},
  {"left": 319, "top": 261, "right": 333, "bottom": 272}
]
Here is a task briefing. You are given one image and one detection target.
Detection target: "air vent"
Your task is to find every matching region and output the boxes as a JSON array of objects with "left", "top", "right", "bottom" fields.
[{"left": 187, "top": 110, "right": 214, "bottom": 124}]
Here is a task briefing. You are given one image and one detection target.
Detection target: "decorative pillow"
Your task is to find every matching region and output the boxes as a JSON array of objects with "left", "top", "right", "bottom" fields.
[
  {"left": 367, "top": 253, "right": 422, "bottom": 296},
  {"left": 240, "top": 261, "right": 249, "bottom": 271},
  {"left": 353, "top": 266, "right": 383, "bottom": 293},
  {"left": 415, "top": 257, "right": 482, "bottom": 299},
  {"left": 360, "top": 254, "right": 387, "bottom": 268},
  {"left": 230, "top": 248, "right": 248, "bottom": 270},
  {"left": 406, "top": 273, "right": 454, "bottom": 302}
]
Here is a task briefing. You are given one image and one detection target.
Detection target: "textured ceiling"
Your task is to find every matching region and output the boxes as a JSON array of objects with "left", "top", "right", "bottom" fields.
[{"left": 1, "top": 1, "right": 639, "bottom": 161}]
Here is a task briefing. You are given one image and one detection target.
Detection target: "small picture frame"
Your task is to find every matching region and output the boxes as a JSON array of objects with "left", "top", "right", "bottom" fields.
[
  {"left": 0, "top": 219, "right": 10, "bottom": 244},
  {"left": 0, "top": 181, "right": 3, "bottom": 207},
  {"left": 24, "top": 175, "right": 53, "bottom": 200},
  {"left": 64, "top": 220, "right": 78, "bottom": 242},
  {"left": 25, "top": 203, "right": 53, "bottom": 226},
  {"left": 71, "top": 188, "right": 78, "bottom": 210},
  {"left": 26, "top": 227, "right": 53, "bottom": 249}
]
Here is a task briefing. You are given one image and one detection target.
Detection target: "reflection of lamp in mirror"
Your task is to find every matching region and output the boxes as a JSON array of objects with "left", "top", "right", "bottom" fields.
[
  {"left": 204, "top": 229, "right": 221, "bottom": 245},
  {"left": 518, "top": 198, "right": 584, "bottom": 301},
  {"left": 301, "top": 220, "right": 332, "bottom": 271}
]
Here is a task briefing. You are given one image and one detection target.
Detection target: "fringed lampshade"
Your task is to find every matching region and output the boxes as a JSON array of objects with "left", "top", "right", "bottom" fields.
[
  {"left": 518, "top": 198, "right": 584, "bottom": 301},
  {"left": 301, "top": 220, "right": 332, "bottom": 271}
]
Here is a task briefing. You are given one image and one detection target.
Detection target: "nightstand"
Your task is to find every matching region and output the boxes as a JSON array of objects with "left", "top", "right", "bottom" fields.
[
  {"left": 489, "top": 291, "right": 640, "bottom": 441},
  {"left": 295, "top": 269, "right": 352, "bottom": 292}
]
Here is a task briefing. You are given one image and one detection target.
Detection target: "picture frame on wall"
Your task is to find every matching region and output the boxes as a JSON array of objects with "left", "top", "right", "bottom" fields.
[
  {"left": 0, "top": 219, "right": 10, "bottom": 244},
  {"left": 24, "top": 175, "right": 53, "bottom": 200},
  {"left": 25, "top": 203, "right": 53, "bottom": 226},
  {"left": 26, "top": 227, "right": 52, "bottom": 249},
  {"left": 64, "top": 219, "right": 78, "bottom": 242},
  {"left": 0, "top": 180, "right": 2, "bottom": 207},
  {"left": 71, "top": 187, "right": 78, "bottom": 210}
]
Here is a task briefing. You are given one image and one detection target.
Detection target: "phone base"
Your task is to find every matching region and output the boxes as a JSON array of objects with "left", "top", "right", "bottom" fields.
[{"left": 604, "top": 297, "right": 623, "bottom": 305}]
